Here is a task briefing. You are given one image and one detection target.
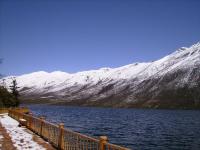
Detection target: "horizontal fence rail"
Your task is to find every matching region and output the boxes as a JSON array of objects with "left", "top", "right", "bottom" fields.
[{"left": 8, "top": 109, "right": 130, "bottom": 150}]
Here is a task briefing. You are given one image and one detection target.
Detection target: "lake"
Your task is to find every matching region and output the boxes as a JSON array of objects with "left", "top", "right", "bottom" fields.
[{"left": 25, "top": 105, "right": 200, "bottom": 150}]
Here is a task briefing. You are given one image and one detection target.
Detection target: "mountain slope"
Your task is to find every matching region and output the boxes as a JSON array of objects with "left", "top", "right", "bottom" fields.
[{"left": 1, "top": 42, "right": 200, "bottom": 108}]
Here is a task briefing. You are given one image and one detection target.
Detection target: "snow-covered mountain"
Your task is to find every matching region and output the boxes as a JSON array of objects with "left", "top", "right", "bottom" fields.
[{"left": 1, "top": 42, "right": 200, "bottom": 108}]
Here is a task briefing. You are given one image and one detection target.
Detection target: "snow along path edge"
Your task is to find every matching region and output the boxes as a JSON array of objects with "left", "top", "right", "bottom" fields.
[{"left": 0, "top": 114, "right": 46, "bottom": 150}]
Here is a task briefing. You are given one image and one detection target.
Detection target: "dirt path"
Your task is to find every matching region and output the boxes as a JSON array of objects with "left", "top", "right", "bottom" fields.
[
  {"left": 0, "top": 123, "right": 16, "bottom": 150},
  {"left": 0, "top": 114, "right": 55, "bottom": 150},
  {"left": 25, "top": 129, "right": 56, "bottom": 150}
]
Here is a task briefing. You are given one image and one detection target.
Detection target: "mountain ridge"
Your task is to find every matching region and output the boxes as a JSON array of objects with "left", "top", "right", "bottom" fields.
[{"left": 1, "top": 42, "right": 200, "bottom": 108}]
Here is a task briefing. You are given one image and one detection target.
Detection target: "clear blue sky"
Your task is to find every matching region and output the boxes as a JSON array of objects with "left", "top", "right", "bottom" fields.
[{"left": 0, "top": 0, "right": 200, "bottom": 76}]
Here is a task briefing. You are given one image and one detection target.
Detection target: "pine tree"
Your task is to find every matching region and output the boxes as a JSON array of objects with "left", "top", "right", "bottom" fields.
[
  {"left": 0, "top": 86, "right": 15, "bottom": 107},
  {"left": 9, "top": 78, "right": 20, "bottom": 106}
]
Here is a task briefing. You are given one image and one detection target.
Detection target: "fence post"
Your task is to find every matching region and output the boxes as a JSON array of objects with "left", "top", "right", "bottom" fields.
[
  {"left": 18, "top": 111, "right": 21, "bottom": 121},
  {"left": 12, "top": 110, "right": 15, "bottom": 119},
  {"left": 99, "top": 136, "right": 108, "bottom": 150},
  {"left": 16, "top": 111, "right": 18, "bottom": 120},
  {"left": 58, "top": 123, "right": 64, "bottom": 150},
  {"left": 28, "top": 113, "right": 33, "bottom": 130},
  {"left": 8, "top": 109, "right": 11, "bottom": 117},
  {"left": 40, "top": 117, "right": 45, "bottom": 136},
  {"left": 15, "top": 111, "right": 17, "bottom": 120},
  {"left": 16, "top": 111, "right": 19, "bottom": 120}
]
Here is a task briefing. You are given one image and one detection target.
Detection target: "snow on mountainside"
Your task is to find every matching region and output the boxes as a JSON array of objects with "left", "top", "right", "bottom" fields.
[{"left": 1, "top": 42, "right": 200, "bottom": 108}]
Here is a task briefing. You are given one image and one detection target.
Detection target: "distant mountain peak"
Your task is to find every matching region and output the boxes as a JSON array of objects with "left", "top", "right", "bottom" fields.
[
  {"left": 191, "top": 41, "right": 200, "bottom": 47},
  {"left": 178, "top": 47, "right": 188, "bottom": 51}
]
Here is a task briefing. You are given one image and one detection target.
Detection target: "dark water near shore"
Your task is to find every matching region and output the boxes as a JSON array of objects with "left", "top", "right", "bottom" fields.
[{"left": 26, "top": 105, "right": 200, "bottom": 150}]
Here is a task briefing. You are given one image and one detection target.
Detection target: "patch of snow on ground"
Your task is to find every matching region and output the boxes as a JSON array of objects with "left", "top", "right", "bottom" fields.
[{"left": 0, "top": 114, "right": 46, "bottom": 150}]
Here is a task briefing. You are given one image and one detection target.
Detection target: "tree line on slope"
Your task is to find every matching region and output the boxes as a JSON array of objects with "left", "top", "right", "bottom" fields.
[{"left": 0, "top": 78, "right": 20, "bottom": 108}]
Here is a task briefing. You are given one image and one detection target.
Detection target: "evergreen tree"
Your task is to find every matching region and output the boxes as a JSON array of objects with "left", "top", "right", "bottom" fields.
[
  {"left": 9, "top": 78, "right": 20, "bottom": 106},
  {"left": 0, "top": 86, "right": 16, "bottom": 107}
]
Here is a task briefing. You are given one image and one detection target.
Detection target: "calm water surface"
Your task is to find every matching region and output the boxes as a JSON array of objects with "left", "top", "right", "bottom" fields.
[{"left": 26, "top": 105, "right": 200, "bottom": 150}]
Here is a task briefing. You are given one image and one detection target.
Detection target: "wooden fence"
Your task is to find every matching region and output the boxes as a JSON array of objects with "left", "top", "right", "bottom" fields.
[
  {"left": 0, "top": 108, "right": 9, "bottom": 114},
  {"left": 8, "top": 109, "right": 130, "bottom": 150},
  {"left": 0, "top": 107, "right": 29, "bottom": 114}
]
